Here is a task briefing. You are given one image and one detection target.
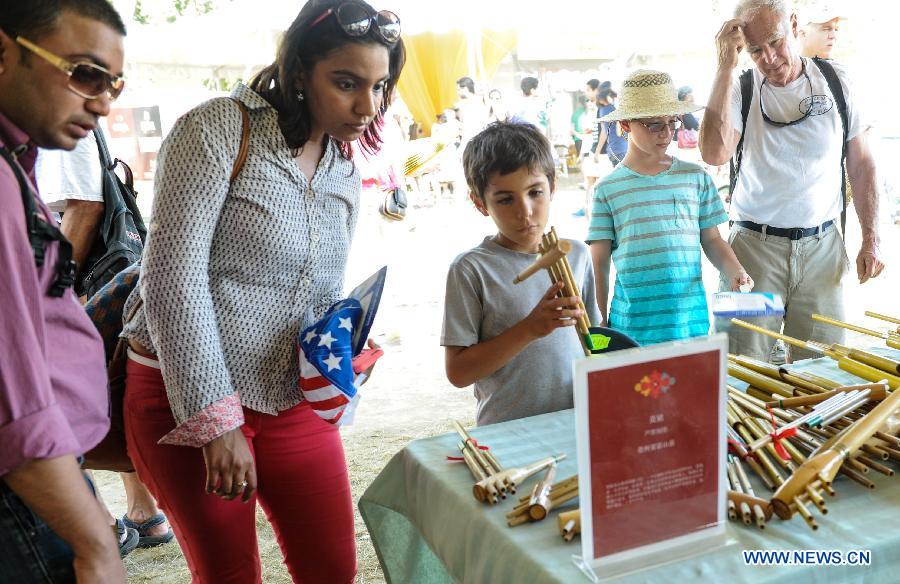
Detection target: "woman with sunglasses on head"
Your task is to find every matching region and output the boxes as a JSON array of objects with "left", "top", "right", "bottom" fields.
[{"left": 119, "top": 1, "right": 404, "bottom": 582}]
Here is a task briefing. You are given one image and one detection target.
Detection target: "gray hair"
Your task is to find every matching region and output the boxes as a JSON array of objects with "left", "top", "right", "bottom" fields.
[{"left": 734, "top": 0, "right": 790, "bottom": 28}]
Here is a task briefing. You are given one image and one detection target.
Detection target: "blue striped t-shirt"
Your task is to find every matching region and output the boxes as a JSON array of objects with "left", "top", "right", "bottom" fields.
[{"left": 587, "top": 158, "right": 728, "bottom": 345}]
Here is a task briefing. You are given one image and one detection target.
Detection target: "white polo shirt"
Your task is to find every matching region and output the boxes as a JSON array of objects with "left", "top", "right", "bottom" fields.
[
  {"left": 35, "top": 130, "right": 103, "bottom": 213},
  {"left": 729, "top": 58, "right": 864, "bottom": 228}
]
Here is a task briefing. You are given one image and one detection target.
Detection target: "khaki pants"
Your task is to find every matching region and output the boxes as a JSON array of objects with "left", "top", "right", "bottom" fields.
[{"left": 721, "top": 222, "right": 851, "bottom": 362}]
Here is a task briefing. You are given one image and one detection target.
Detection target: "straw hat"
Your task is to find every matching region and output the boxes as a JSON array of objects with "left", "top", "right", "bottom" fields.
[{"left": 598, "top": 70, "right": 702, "bottom": 122}]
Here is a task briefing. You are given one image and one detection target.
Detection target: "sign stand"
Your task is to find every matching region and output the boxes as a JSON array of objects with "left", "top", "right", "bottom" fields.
[{"left": 573, "top": 335, "right": 731, "bottom": 579}]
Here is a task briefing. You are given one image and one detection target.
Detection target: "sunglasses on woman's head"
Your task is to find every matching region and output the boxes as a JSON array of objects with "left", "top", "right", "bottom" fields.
[
  {"left": 16, "top": 36, "right": 124, "bottom": 100},
  {"left": 308, "top": 2, "right": 401, "bottom": 45}
]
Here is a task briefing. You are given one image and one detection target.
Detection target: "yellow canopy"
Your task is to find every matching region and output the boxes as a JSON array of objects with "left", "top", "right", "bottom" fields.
[{"left": 397, "top": 29, "right": 517, "bottom": 135}]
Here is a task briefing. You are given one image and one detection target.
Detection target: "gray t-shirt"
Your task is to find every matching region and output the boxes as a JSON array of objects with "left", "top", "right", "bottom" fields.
[{"left": 441, "top": 237, "right": 601, "bottom": 426}]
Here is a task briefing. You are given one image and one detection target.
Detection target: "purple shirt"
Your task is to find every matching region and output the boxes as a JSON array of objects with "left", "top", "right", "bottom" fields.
[{"left": 0, "top": 112, "right": 108, "bottom": 476}]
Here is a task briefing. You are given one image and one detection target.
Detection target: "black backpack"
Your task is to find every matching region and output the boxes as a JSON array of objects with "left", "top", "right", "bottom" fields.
[
  {"left": 78, "top": 129, "right": 147, "bottom": 298},
  {"left": 730, "top": 57, "right": 849, "bottom": 234}
]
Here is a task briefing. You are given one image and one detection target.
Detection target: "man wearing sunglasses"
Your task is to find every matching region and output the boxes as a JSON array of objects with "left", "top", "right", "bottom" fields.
[
  {"left": 0, "top": 1, "right": 127, "bottom": 582},
  {"left": 700, "top": 0, "right": 884, "bottom": 364}
]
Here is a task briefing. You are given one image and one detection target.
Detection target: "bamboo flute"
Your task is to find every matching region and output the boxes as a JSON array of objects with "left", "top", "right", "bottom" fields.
[
  {"left": 730, "top": 319, "right": 900, "bottom": 389},
  {"left": 727, "top": 427, "right": 774, "bottom": 490},
  {"left": 727, "top": 403, "right": 786, "bottom": 486},
  {"left": 812, "top": 314, "right": 900, "bottom": 351},
  {"left": 726, "top": 459, "right": 753, "bottom": 525},
  {"left": 766, "top": 383, "right": 887, "bottom": 409},
  {"left": 771, "top": 382, "right": 900, "bottom": 525},
  {"left": 728, "top": 354, "right": 784, "bottom": 379},
  {"left": 453, "top": 421, "right": 504, "bottom": 503},
  {"left": 547, "top": 228, "right": 592, "bottom": 335},
  {"left": 513, "top": 240, "right": 571, "bottom": 284},
  {"left": 733, "top": 457, "right": 768, "bottom": 528},
  {"left": 728, "top": 363, "right": 796, "bottom": 398},
  {"left": 513, "top": 228, "right": 593, "bottom": 355},
  {"left": 558, "top": 509, "right": 580, "bottom": 542},
  {"left": 866, "top": 311, "right": 900, "bottom": 332},
  {"left": 779, "top": 368, "right": 843, "bottom": 391}
]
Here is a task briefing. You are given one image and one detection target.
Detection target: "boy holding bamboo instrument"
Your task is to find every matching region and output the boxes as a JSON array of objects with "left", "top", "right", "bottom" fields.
[
  {"left": 587, "top": 70, "right": 752, "bottom": 345},
  {"left": 441, "top": 122, "right": 602, "bottom": 425}
]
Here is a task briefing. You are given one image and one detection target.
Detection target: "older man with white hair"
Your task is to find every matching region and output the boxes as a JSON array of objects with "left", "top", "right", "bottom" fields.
[{"left": 700, "top": 0, "right": 884, "bottom": 362}]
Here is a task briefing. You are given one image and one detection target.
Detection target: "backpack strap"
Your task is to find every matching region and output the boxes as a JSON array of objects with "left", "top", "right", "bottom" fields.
[
  {"left": 92, "top": 128, "right": 147, "bottom": 244},
  {"left": 729, "top": 69, "right": 754, "bottom": 197},
  {"left": 228, "top": 98, "right": 250, "bottom": 184},
  {"left": 0, "top": 145, "right": 76, "bottom": 297},
  {"left": 811, "top": 57, "right": 849, "bottom": 236}
]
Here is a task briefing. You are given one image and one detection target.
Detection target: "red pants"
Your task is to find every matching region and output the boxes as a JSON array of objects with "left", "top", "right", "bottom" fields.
[{"left": 124, "top": 358, "right": 356, "bottom": 584}]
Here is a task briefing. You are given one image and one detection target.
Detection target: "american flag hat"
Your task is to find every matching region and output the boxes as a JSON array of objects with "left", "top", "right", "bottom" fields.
[{"left": 297, "top": 267, "right": 387, "bottom": 424}]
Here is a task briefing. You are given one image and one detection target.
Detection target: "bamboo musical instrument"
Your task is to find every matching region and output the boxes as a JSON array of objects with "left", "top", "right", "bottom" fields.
[
  {"left": 506, "top": 474, "right": 578, "bottom": 527},
  {"left": 866, "top": 311, "right": 900, "bottom": 333},
  {"left": 476, "top": 455, "right": 567, "bottom": 503},
  {"left": 766, "top": 383, "right": 887, "bottom": 409},
  {"left": 513, "top": 227, "right": 594, "bottom": 355},
  {"left": 770, "top": 382, "right": 900, "bottom": 526},
  {"left": 730, "top": 319, "right": 900, "bottom": 389},
  {"left": 558, "top": 509, "right": 581, "bottom": 542},
  {"left": 453, "top": 421, "right": 504, "bottom": 503},
  {"left": 513, "top": 240, "right": 572, "bottom": 284},
  {"left": 811, "top": 313, "right": 900, "bottom": 351}
]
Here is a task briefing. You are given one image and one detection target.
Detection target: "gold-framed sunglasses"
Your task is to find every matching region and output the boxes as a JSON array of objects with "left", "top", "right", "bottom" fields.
[{"left": 16, "top": 36, "right": 124, "bottom": 101}]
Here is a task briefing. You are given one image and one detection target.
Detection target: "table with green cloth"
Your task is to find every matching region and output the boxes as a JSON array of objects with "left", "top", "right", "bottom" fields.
[{"left": 359, "top": 350, "right": 900, "bottom": 583}]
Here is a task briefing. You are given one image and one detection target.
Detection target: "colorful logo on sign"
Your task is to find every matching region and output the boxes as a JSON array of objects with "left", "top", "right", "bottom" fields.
[{"left": 634, "top": 370, "right": 675, "bottom": 399}]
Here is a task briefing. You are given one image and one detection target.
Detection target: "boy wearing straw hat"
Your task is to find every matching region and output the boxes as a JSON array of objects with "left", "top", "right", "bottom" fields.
[
  {"left": 587, "top": 70, "right": 752, "bottom": 346},
  {"left": 442, "top": 122, "right": 602, "bottom": 426}
]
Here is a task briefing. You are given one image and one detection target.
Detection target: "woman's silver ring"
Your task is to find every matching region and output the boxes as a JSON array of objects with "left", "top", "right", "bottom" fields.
[{"left": 238, "top": 481, "right": 248, "bottom": 489}]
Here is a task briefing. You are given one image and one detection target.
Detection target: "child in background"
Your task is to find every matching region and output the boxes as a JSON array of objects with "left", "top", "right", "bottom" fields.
[
  {"left": 442, "top": 122, "right": 602, "bottom": 426},
  {"left": 587, "top": 70, "right": 751, "bottom": 346}
]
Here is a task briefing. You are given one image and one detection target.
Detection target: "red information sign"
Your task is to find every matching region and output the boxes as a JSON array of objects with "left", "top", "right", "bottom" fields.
[{"left": 574, "top": 335, "right": 727, "bottom": 575}]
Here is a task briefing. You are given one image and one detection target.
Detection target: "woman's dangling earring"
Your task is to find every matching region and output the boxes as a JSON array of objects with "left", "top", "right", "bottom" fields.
[{"left": 296, "top": 89, "right": 305, "bottom": 102}]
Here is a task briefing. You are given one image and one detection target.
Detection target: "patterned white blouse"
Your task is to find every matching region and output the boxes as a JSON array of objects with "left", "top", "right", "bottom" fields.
[{"left": 122, "top": 84, "right": 360, "bottom": 447}]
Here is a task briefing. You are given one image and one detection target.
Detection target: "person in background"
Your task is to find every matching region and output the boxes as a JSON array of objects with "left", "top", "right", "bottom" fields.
[
  {"left": 593, "top": 87, "right": 628, "bottom": 166},
  {"left": 37, "top": 129, "right": 173, "bottom": 556},
  {"left": 514, "top": 76, "right": 549, "bottom": 136},
  {"left": 795, "top": 0, "right": 844, "bottom": 59},
  {"left": 674, "top": 86, "right": 701, "bottom": 161},
  {"left": 0, "top": 1, "right": 128, "bottom": 581},
  {"left": 119, "top": 1, "right": 405, "bottom": 581},
  {"left": 454, "top": 75, "right": 489, "bottom": 146},
  {"left": 487, "top": 88, "right": 507, "bottom": 123}
]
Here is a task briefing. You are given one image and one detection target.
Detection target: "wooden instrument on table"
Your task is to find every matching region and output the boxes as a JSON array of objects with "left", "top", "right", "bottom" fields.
[
  {"left": 812, "top": 313, "right": 900, "bottom": 351},
  {"left": 506, "top": 474, "right": 578, "bottom": 527},
  {"left": 558, "top": 508, "right": 581, "bottom": 542},
  {"left": 866, "top": 311, "right": 900, "bottom": 334},
  {"left": 452, "top": 420, "right": 565, "bottom": 505},
  {"left": 730, "top": 319, "right": 900, "bottom": 389},
  {"left": 770, "top": 383, "right": 900, "bottom": 529},
  {"left": 513, "top": 227, "right": 593, "bottom": 356},
  {"left": 765, "top": 383, "right": 888, "bottom": 410}
]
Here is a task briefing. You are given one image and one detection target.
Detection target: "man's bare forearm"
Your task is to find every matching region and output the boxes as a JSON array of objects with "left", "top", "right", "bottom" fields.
[
  {"left": 4, "top": 456, "right": 119, "bottom": 560},
  {"left": 846, "top": 135, "right": 880, "bottom": 244},
  {"left": 699, "top": 69, "right": 739, "bottom": 166},
  {"left": 59, "top": 199, "right": 104, "bottom": 271}
]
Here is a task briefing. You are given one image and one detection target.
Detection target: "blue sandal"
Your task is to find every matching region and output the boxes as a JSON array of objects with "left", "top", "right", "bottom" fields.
[
  {"left": 122, "top": 513, "right": 174, "bottom": 548},
  {"left": 115, "top": 517, "right": 139, "bottom": 557}
]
